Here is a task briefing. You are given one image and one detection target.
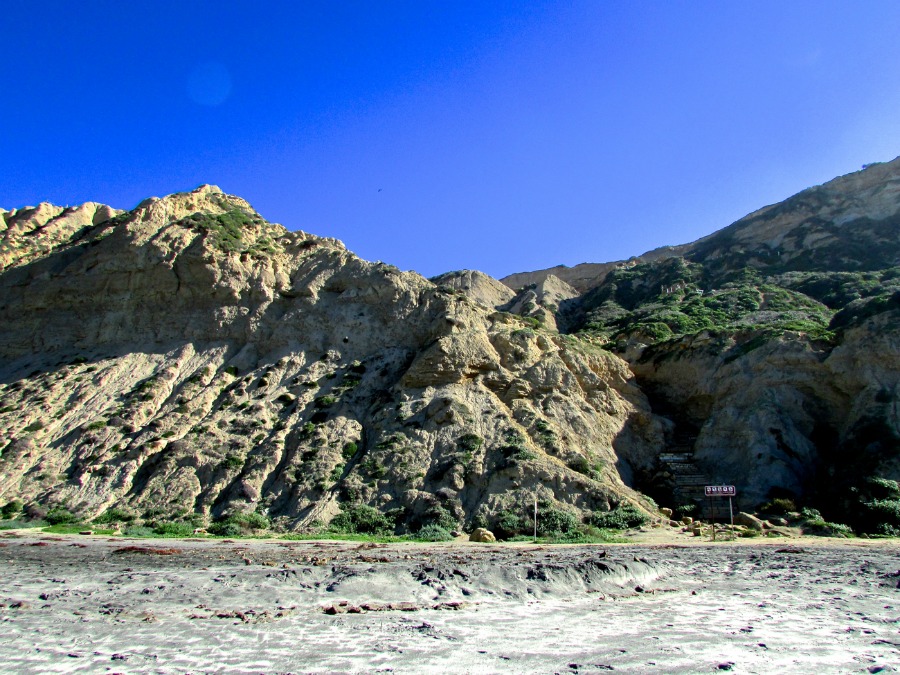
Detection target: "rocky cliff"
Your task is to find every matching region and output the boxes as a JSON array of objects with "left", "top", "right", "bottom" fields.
[
  {"left": 504, "top": 158, "right": 900, "bottom": 532},
  {"left": 0, "top": 186, "right": 663, "bottom": 536},
  {"left": 2, "top": 158, "right": 899, "bottom": 537}
]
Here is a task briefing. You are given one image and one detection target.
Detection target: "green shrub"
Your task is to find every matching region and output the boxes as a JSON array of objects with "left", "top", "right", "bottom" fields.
[
  {"left": 208, "top": 511, "right": 270, "bottom": 536},
  {"left": 362, "top": 459, "right": 387, "bottom": 479},
  {"left": 416, "top": 524, "right": 454, "bottom": 541},
  {"left": 86, "top": 420, "right": 107, "bottom": 431},
  {"left": 866, "top": 477, "right": 900, "bottom": 500},
  {"left": 0, "top": 517, "right": 46, "bottom": 530},
  {"left": 800, "top": 507, "right": 822, "bottom": 521},
  {"left": 875, "top": 523, "right": 900, "bottom": 537},
  {"left": 537, "top": 506, "right": 579, "bottom": 537},
  {"left": 122, "top": 525, "right": 156, "bottom": 537},
  {"left": 457, "top": 434, "right": 483, "bottom": 453},
  {"left": 93, "top": 508, "right": 135, "bottom": 524},
  {"left": 1, "top": 499, "right": 23, "bottom": 519},
  {"left": 329, "top": 463, "right": 345, "bottom": 481},
  {"left": 314, "top": 395, "right": 337, "bottom": 408},
  {"left": 673, "top": 503, "right": 698, "bottom": 520},
  {"left": 220, "top": 512, "right": 269, "bottom": 530},
  {"left": 500, "top": 443, "right": 536, "bottom": 462},
  {"left": 329, "top": 504, "right": 395, "bottom": 535},
  {"left": 761, "top": 498, "right": 797, "bottom": 515},
  {"left": 23, "top": 420, "right": 44, "bottom": 433},
  {"left": 342, "top": 442, "right": 358, "bottom": 460},
  {"left": 861, "top": 499, "right": 900, "bottom": 532},
  {"left": 802, "top": 519, "right": 854, "bottom": 538},
  {"left": 153, "top": 521, "right": 195, "bottom": 537},
  {"left": 590, "top": 504, "right": 648, "bottom": 530},
  {"left": 494, "top": 509, "right": 525, "bottom": 538},
  {"left": 639, "top": 322, "right": 674, "bottom": 341},
  {"left": 208, "top": 521, "right": 242, "bottom": 537},
  {"left": 421, "top": 504, "right": 457, "bottom": 531},
  {"left": 45, "top": 508, "right": 79, "bottom": 525},
  {"left": 221, "top": 454, "right": 244, "bottom": 470}
]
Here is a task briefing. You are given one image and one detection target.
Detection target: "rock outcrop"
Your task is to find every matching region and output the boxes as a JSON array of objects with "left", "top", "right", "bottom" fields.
[
  {"left": 502, "top": 158, "right": 900, "bottom": 529},
  {"left": 0, "top": 185, "right": 661, "bottom": 534},
  {"left": 3, "top": 157, "right": 899, "bottom": 536}
]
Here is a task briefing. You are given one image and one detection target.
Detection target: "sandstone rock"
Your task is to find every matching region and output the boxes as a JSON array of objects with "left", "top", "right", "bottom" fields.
[
  {"left": 0, "top": 186, "right": 660, "bottom": 532},
  {"left": 3, "top": 160, "right": 898, "bottom": 534},
  {"left": 733, "top": 512, "right": 764, "bottom": 531},
  {"left": 469, "top": 528, "right": 496, "bottom": 543}
]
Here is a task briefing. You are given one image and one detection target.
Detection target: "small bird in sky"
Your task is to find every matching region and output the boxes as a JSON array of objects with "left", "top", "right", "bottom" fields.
[{"left": 377, "top": 188, "right": 382, "bottom": 192}]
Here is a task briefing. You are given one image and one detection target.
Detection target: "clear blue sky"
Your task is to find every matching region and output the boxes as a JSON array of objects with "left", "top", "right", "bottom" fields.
[{"left": 3, "top": 1, "right": 899, "bottom": 279}]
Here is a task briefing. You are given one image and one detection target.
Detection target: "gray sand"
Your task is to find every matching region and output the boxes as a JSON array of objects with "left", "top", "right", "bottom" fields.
[{"left": 0, "top": 533, "right": 898, "bottom": 674}]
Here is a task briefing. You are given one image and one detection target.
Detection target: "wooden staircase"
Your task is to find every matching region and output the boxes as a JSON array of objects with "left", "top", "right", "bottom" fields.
[
  {"left": 641, "top": 389, "right": 734, "bottom": 522},
  {"left": 657, "top": 450, "right": 732, "bottom": 521}
]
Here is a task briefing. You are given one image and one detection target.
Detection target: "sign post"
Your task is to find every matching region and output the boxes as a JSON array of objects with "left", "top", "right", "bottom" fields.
[{"left": 704, "top": 485, "right": 736, "bottom": 541}]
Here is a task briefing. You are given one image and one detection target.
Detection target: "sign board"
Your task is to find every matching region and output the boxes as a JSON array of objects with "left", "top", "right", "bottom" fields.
[{"left": 704, "top": 485, "right": 736, "bottom": 497}]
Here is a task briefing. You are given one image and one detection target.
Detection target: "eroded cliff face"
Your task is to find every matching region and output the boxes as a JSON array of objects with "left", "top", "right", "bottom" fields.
[
  {"left": 4, "top": 158, "right": 899, "bottom": 534},
  {"left": 0, "top": 186, "right": 662, "bottom": 532},
  {"left": 499, "top": 158, "right": 900, "bottom": 523},
  {"left": 631, "top": 313, "right": 900, "bottom": 509}
]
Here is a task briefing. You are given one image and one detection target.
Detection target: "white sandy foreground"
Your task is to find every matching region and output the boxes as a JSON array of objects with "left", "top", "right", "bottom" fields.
[{"left": 0, "top": 530, "right": 898, "bottom": 674}]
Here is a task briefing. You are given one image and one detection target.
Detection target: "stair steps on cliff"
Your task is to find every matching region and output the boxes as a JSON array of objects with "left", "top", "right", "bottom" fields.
[{"left": 657, "top": 442, "right": 736, "bottom": 521}]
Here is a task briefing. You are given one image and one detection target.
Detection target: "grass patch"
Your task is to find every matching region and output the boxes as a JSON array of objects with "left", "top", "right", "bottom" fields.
[
  {"left": 0, "top": 518, "right": 46, "bottom": 530},
  {"left": 507, "top": 529, "right": 627, "bottom": 544},
  {"left": 43, "top": 524, "right": 117, "bottom": 535}
]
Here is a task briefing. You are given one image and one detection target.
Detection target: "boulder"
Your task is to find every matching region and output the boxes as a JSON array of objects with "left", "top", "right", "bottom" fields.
[
  {"left": 733, "top": 512, "right": 765, "bottom": 531},
  {"left": 469, "top": 528, "right": 496, "bottom": 543}
]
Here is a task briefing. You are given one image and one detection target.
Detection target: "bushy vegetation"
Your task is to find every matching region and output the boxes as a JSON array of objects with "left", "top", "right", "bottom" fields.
[
  {"left": 574, "top": 257, "right": 858, "bottom": 350},
  {"left": 152, "top": 521, "right": 195, "bottom": 537},
  {"left": 493, "top": 500, "right": 638, "bottom": 541},
  {"left": 536, "top": 505, "right": 579, "bottom": 537},
  {"left": 185, "top": 208, "right": 281, "bottom": 256},
  {"left": 672, "top": 503, "right": 698, "bottom": 520},
  {"left": 760, "top": 498, "right": 797, "bottom": 515},
  {"left": 590, "top": 503, "right": 649, "bottom": 530},
  {"left": 0, "top": 518, "right": 45, "bottom": 530},
  {"left": 567, "top": 455, "right": 605, "bottom": 481},
  {"left": 798, "top": 507, "right": 854, "bottom": 538},
  {"left": 1, "top": 499, "right": 23, "bottom": 519},
  {"left": 93, "top": 507, "right": 136, "bottom": 524},
  {"left": 328, "top": 504, "right": 396, "bottom": 535},
  {"left": 415, "top": 524, "right": 454, "bottom": 541},
  {"left": 850, "top": 477, "right": 900, "bottom": 536},
  {"left": 45, "top": 507, "right": 78, "bottom": 525},
  {"left": 209, "top": 511, "right": 270, "bottom": 537}
]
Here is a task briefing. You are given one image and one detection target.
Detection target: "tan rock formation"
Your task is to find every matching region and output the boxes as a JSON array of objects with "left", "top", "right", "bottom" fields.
[{"left": 0, "top": 186, "right": 661, "bottom": 534}]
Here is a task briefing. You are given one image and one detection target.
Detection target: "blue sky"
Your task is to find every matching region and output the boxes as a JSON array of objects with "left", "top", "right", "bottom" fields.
[{"left": 3, "top": 1, "right": 900, "bottom": 279}]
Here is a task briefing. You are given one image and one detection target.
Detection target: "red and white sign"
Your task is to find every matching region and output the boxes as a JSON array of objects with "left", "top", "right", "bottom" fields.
[{"left": 704, "top": 485, "right": 736, "bottom": 497}]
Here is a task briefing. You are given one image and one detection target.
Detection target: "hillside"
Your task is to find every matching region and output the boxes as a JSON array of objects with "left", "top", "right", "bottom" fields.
[
  {"left": 0, "top": 186, "right": 661, "bottom": 538},
  {"left": 1, "top": 159, "right": 899, "bottom": 538},
  {"left": 502, "top": 158, "right": 900, "bottom": 533}
]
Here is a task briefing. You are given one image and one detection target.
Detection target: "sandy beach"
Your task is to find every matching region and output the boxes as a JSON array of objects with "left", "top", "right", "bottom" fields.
[{"left": 0, "top": 530, "right": 898, "bottom": 674}]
